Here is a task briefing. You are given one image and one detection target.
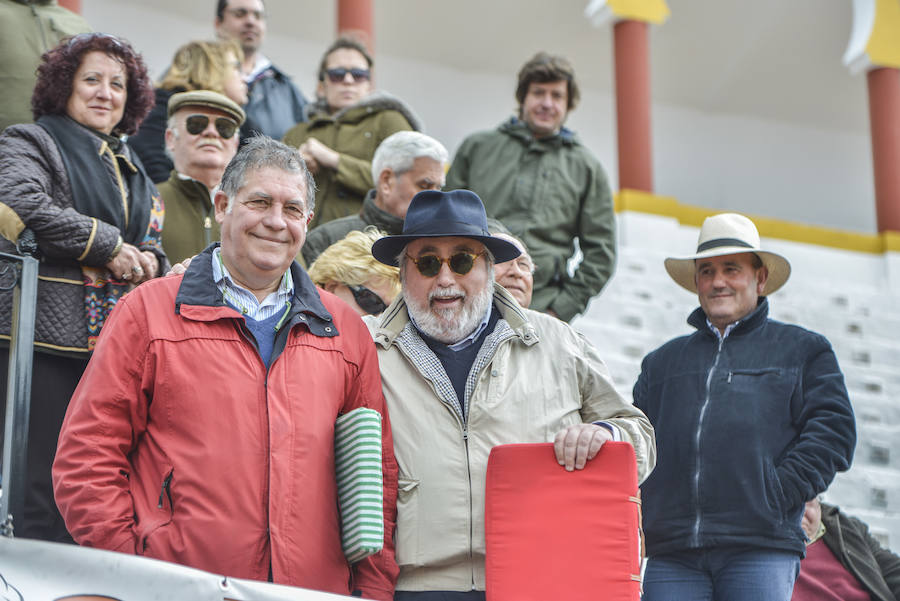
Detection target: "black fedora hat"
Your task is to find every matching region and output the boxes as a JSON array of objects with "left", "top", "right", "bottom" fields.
[{"left": 371, "top": 190, "right": 521, "bottom": 266}]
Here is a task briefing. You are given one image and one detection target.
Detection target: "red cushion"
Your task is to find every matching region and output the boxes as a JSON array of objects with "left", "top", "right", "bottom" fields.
[{"left": 485, "top": 441, "right": 641, "bottom": 601}]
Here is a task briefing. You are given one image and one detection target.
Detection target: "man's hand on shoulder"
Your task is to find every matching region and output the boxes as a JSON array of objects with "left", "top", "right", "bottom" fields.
[
  {"left": 165, "top": 255, "right": 194, "bottom": 277},
  {"left": 553, "top": 423, "right": 612, "bottom": 471}
]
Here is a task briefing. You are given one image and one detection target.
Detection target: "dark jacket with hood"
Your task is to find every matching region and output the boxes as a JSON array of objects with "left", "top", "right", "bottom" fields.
[{"left": 633, "top": 298, "right": 856, "bottom": 557}]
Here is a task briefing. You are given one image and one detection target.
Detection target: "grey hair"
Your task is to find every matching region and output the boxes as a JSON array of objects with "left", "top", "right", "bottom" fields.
[
  {"left": 163, "top": 115, "right": 178, "bottom": 163},
  {"left": 219, "top": 135, "right": 316, "bottom": 213},
  {"left": 371, "top": 131, "right": 449, "bottom": 184},
  {"left": 396, "top": 242, "right": 496, "bottom": 283}
]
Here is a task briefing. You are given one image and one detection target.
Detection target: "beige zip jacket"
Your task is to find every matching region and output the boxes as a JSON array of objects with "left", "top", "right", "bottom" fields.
[{"left": 367, "top": 284, "right": 656, "bottom": 592}]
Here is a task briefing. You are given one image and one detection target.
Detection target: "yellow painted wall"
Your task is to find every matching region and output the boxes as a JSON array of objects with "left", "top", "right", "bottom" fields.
[{"left": 615, "top": 189, "right": 900, "bottom": 254}]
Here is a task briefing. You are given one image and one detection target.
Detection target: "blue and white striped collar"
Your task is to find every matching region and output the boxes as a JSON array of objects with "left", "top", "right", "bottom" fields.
[{"left": 211, "top": 247, "right": 293, "bottom": 321}]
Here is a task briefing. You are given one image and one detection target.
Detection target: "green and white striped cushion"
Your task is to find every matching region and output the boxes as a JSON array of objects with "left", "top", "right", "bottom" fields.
[{"left": 335, "top": 407, "right": 384, "bottom": 564}]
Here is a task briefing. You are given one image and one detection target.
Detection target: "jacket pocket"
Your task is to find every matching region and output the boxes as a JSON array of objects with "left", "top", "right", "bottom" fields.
[
  {"left": 395, "top": 478, "right": 421, "bottom": 567},
  {"left": 763, "top": 462, "right": 786, "bottom": 515},
  {"left": 725, "top": 368, "right": 795, "bottom": 419},
  {"left": 728, "top": 367, "right": 782, "bottom": 383},
  {"left": 137, "top": 467, "right": 175, "bottom": 555}
]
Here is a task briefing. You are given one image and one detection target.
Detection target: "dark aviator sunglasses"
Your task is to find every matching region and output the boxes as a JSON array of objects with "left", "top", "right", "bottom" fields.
[
  {"left": 185, "top": 114, "right": 239, "bottom": 139},
  {"left": 325, "top": 68, "right": 371, "bottom": 83},
  {"left": 406, "top": 251, "right": 485, "bottom": 278}
]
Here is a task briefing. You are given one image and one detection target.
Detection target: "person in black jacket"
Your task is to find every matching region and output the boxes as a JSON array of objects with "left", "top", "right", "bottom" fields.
[
  {"left": 793, "top": 497, "right": 900, "bottom": 601},
  {"left": 634, "top": 213, "right": 856, "bottom": 601}
]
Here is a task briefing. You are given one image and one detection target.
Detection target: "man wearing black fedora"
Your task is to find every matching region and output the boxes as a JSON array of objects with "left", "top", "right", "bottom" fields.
[
  {"left": 367, "top": 189, "right": 656, "bottom": 600},
  {"left": 633, "top": 213, "right": 856, "bottom": 601}
]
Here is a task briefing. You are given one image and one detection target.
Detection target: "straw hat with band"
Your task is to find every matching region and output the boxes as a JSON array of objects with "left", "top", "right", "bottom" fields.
[
  {"left": 372, "top": 190, "right": 521, "bottom": 267},
  {"left": 664, "top": 213, "right": 791, "bottom": 295}
]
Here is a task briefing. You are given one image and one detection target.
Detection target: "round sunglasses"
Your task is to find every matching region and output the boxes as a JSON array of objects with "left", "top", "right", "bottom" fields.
[
  {"left": 325, "top": 68, "right": 371, "bottom": 83},
  {"left": 184, "top": 114, "right": 239, "bottom": 139},
  {"left": 347, "top": 284, "right": 387, "bottom": 315},
  {"left": 406, "top": 251, "right": 485, "bottom": 277}
]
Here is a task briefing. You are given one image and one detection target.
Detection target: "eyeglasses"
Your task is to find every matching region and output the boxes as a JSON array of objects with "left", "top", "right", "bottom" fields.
[
  {"left": 184, "top": 114, "right": 239, "bottom": 139},
  {"left": 506, "top": 256, "right": 535, "bottom": 274},
  {"left": 406, "top": 251, "right": 485, "bottom": 278},
  {"left": 348, "top": 284, "right": 387, "bottom": 315},
  {"left": 325, "top": 68, "right": 371, "bottom": 83}
]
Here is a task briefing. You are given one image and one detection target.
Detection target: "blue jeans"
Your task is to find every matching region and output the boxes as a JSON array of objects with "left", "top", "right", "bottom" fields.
[{"left": 642, "top": 547, "right": 800, "bottom": 601}]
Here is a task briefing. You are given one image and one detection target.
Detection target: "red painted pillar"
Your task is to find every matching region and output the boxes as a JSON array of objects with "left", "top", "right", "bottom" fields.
[
  {"left": 868, "top": 67, "right": 900, "bottom": 232},
  {"left": 337, "top": 0, "right": 374, "bottom": 51},
  {"left": 59, "top": 0, "right": 81, "bottom": 15},
  {"left": 613, "top": 19, "right": 653, "bottom": 193},
  {"left": 58, "top": 0, "right": 81, "bottom": 12}
]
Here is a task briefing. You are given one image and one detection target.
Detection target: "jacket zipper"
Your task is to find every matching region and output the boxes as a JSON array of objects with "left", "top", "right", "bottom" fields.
[
  {"left": 157, "top": 471, "right": 173, "bottom": 509},
  {"left": 463, "top": 423, "right": 477, "bottom": 590},
  {"left": 233, "top": 319, "right": 274, "bottom": 574},
  {"left": 203, "top": 215, "right": 212, "bottom": 247},
  {"left": 692, "top": 335, "right": 725, "bottom": 546}
]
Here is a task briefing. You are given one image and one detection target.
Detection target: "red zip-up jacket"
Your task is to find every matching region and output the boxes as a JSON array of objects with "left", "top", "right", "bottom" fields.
[{"left": 53, "top": 251, "right": 398, "bottom": 599}]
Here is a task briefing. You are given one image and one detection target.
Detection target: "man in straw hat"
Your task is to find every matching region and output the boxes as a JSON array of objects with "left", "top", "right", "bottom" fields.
[
  {"left": 633, "top": 212, "right": 856, "bottom": 601},
  {"left": 367, "top": 188, "right": 656, "bottom": 600}
]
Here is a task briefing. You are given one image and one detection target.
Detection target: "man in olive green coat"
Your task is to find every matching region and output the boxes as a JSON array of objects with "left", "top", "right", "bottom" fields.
[
  {"left": 0, "top": 0, "right": 90, "bottom": 132},
  {"left": 446, "top": 52, "right": 616, "bottom": 322},
  {"left": 157, "top": 91, "right": 243, "bottom": 263}
]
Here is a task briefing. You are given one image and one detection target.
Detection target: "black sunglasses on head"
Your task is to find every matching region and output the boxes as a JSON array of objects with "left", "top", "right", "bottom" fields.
[
  {"left": 184, "top": 114, "right": 238, "bottom": 139},
  {"left": 348, "top": 284, "right": 387, "bottom": 315},
  {"left": 406, "top": 251, "right": 485, "bottom": 278},
  {"left": 325, "top": 68, "right": 371, "bottom": 83}
]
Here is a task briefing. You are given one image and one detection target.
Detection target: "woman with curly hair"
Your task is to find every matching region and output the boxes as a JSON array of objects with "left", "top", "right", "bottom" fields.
[
  {"left": 128, "top": 39, "right": 250, "bottom": 183},
  {"left": 0, "top": 32, "right": 167, "bottom": 542}
]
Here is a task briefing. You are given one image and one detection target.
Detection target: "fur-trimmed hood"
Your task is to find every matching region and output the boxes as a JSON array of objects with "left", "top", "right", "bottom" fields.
[{"left": 305, "top": 91, "right": 423, "bottom": 132}]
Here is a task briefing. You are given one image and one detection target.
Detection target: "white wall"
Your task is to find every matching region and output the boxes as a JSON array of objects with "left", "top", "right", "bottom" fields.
[{"left": 82, "top": 0, "right": 876, "bottom": 234}]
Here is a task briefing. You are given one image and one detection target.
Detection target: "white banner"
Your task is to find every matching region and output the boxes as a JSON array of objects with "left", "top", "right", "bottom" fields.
[{"left": 0, "top": 537, "right": 355, "bottom": 600}]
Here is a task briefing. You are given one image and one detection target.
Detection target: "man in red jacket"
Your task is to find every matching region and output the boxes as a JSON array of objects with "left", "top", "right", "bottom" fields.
[{"left": 52, "top": 136, "right": 398, "bottom": 600}]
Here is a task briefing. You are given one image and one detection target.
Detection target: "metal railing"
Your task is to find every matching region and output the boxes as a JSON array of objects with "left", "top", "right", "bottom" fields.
[{"left": 0, "top": 238, "right": 39, "bottom": 538}]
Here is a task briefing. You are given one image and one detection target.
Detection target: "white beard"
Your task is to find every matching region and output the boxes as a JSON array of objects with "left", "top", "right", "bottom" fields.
[{"left": 405, "top": 277, "right": 494, "bottom": 344}]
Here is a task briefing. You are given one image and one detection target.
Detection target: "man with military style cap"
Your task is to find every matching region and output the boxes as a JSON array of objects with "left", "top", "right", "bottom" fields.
[{"left": 157, "top": 90, "right": 245, "bottom": 262}]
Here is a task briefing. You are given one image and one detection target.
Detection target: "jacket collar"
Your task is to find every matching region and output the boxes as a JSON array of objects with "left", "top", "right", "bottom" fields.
[
  {"left": 305, "top": 91, "right": 423, "bottom": 130},
  {"left": 688, "top": 296, "right": 770, "bottom": 337},
  {"left": 174, "top": 243, "right": 335, "bottom": 334},
  {"left": 499, "top": 117, "right": 577, "bottom": 148},
  {"left": 372, "top": 282, "right": 537, "bottom": 349},
  {"left": 360, "top": 189, "right": 405, "bottom": 235},
  {"left": 167, "top": 170, "right": 213, "bottom": 201}
]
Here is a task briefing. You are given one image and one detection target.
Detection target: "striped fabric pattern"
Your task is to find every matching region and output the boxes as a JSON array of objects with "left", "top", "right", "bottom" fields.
[{"left": 334, "top": 408, "right": 384, "bottom": 564}]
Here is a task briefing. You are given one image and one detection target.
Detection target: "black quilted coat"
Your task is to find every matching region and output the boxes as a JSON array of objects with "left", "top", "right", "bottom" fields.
[{"left": 0, "top": 123, "right": 135, "bottom": 354}]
